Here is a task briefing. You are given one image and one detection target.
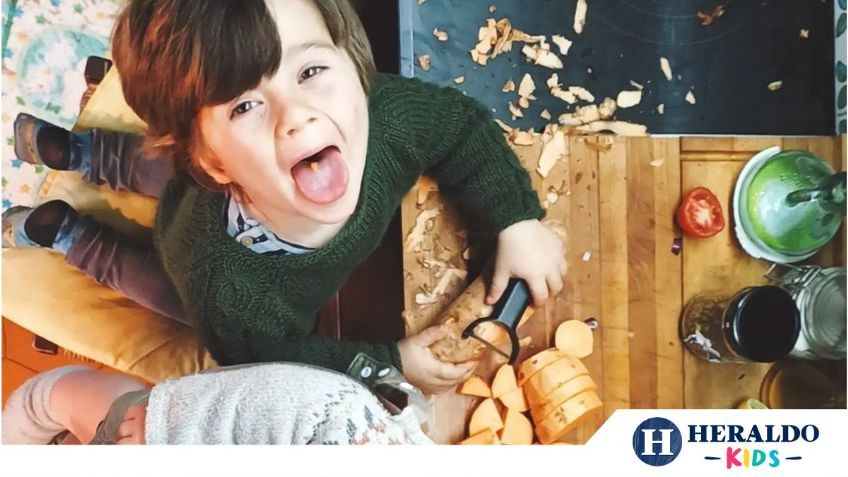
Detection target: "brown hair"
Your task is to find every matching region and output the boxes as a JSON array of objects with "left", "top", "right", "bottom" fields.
[{"left": 111, "top": 0, "right": 376, "bottom": 190}]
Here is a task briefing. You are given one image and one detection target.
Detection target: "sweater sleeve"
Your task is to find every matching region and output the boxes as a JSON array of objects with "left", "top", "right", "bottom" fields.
[
  {"left": 245, "top": 332, "right": 403, "bottom": 374},
  {"left": 194, "top": 300, "right": 402, "bottom": 374},
  {"left": 380, "top": 76, "right": 544, "bottom": 239}
]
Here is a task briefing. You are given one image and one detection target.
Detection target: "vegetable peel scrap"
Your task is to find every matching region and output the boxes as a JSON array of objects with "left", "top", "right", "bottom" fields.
[
  {"left": 573, "top": 0, "right": 587, "bottom": 34},
  {"left": 660, "top": 57, "right": 673, "bottom": 81},
  {"left": 697, "top": 5, "right": 725, "bottom": 26},
  {"left": 616, "top": 90, "right": 642, "bottom": 108},
  {"left": 433, "top": 28, "right": 449, "bottom": 41}
]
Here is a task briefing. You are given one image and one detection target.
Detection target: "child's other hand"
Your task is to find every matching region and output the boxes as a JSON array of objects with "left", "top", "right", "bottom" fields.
[
  {"left": 487, "top": 219, "right": 566, "bottom": 307},
  {"left": 398, "top": 325, "right": 478, "bottom": 395},
  {"left": 115, "top": 403, "right": 147, "bottom": 445}
]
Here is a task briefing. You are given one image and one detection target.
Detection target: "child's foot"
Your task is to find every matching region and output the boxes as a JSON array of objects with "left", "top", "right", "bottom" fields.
[
  {"left": 13, "top": 113, "right": 87, "bottom": 171},
  {"left": 2, "top": 206, "right": 43, "bottom": 248},
  {"left": 2, "top": 200, "right": 81, "bottom": 252}
]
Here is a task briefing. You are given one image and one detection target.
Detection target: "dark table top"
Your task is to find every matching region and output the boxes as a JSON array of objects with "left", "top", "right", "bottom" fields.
[{"left": 399, "top": 0, "right": 835, "bottom": 135}]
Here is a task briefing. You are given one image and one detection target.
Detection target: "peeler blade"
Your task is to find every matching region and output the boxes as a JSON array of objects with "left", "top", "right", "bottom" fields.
[{"left": 467, "top": 331, "right": 511, "bottom": 360}]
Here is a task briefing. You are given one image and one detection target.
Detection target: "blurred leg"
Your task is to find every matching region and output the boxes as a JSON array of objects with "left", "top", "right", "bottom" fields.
[
  {"left": 65, "top": 218, "right": 188, "bottom": 324},
  {"left": 49, "top": 368, "right": 147, "bottom": 444}
]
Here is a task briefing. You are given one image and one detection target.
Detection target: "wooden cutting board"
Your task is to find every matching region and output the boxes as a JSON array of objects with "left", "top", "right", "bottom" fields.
[{"left": 400, "top": 132, "right": 845, "bottom": 444}]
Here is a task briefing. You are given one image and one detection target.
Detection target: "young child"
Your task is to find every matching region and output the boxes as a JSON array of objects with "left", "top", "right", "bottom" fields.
[
  {"left": 3, "top": 363, "right": 431, "bottom": 445},
  {"left": 3, "top": 0, "right": 566, "bottom": 395}
]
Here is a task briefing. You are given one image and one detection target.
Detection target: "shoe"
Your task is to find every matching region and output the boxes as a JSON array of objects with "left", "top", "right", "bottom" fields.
[
  {"left": 14, "top": 113, "right": 57, "bottom": 167},
  {"left": 1, "top": 205, "right": 42, "bottom": 248},
  {"left": 13, "top": 113, "right": 88, "bottom": 172},
  {"left": 2, "top": 200, "right": 83, "bottom": 253}
]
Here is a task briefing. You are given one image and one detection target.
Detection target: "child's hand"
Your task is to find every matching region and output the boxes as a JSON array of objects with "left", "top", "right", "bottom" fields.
[
  {"left": 487, "top": 219, "right": 566, "bottom": 307},
  {"left": 398, "top": 325, "right": 478, "bottom": 395},
  {"left": 115, "top": 403, "right": 147, "bottom": 445}
]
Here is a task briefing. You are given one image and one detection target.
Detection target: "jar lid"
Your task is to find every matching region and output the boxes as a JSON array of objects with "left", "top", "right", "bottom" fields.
[{"left": 725, "top": 286, "right": 800, "bottom": 362}]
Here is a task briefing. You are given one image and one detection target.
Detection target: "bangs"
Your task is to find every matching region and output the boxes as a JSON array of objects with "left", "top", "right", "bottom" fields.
[
  {"left": 192, "top": 0, "right": 282, "bottom": 106},
  {"left": 111, "top": 0, "right": 374, "bottom": 175}
]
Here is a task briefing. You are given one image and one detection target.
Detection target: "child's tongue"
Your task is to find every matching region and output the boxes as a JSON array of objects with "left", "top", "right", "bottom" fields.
[{"left": 291, "top": 147, "right": 349, "bottom": 204}]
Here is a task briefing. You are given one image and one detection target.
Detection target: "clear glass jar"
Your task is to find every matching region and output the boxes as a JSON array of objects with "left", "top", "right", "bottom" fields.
[
  {"left": 680, "top": 286, "right": 800, "bottom": 363},
  {"left": 759, "top": 359, "right": 847, "bottom": 409},
  {"left": 765, "top": 264, "right": 847, "bottom": 360}
]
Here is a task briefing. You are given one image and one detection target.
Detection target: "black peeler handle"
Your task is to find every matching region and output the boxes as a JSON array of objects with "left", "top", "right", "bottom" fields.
[
  {"left": 461, "top": 278, "right": 531, "bottom": 364},
  {"left": 489, "top": 278, "right": 532, "bottom": 328}
]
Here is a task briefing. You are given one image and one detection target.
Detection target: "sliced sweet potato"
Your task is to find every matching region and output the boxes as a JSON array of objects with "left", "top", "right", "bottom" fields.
[
  {"left": 554, "top": 320, "right": 594, "bottom": 358},
  {"left": 469, "top": 398, "right": 504, "bottom": 436},
  {"left": 530, "top": 374, "right": 597, "bottom": 423},
  {"left": 459, "top": 375, "right": 492, "bottom": 398},
  {"left": 499, "top": 408, "right": 534, "bottom": 445},
  {"left": 517, "top": 348, "right": 569, "bottom": 386},
  {"left": 524, "top": 356, "right": 589, "bottom": 403},
  {"left": 535, "top": 390, "right": 602, "bottom": 444},
  {"left": 499, "top": 387, "right": 528, "bottom": 412},
  {"left": 491, "top": 364, "right": 519, "bottom": 399},
  {"left": 459, "top": 428, "right": 501, "bottom": 445}
]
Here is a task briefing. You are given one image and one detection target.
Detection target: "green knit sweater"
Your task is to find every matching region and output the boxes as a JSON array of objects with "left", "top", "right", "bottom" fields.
[{"left": 154, "top": 73, "right": 544, "bottom": 372}]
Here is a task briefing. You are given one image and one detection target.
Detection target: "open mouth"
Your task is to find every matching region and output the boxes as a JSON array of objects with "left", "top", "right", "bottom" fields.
[{"left": 290, "top": 145, "right": 349, "bottom": 205}]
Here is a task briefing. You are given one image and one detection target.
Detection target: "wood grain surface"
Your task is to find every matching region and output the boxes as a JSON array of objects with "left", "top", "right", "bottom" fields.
[{"left": 400, "top": 133, "right": 845, "bottom": 444}]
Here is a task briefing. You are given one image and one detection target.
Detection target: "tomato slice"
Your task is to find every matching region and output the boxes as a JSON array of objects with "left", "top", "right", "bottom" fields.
[{"left": 676, "top": 187, "right": 725, "bottom": 238}]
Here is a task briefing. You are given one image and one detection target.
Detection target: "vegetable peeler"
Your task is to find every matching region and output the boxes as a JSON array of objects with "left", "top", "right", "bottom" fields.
[{"left": 461, "top": 278, "right": 531, "bottom": 364}]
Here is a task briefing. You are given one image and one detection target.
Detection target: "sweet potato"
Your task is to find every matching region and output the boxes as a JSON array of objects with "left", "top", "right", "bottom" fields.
[
  {"left": 529, "top": 374, "right": 597, "bottom": 423},
  {"left": 429, "top": 221, "right": 566, "bottom": 363},
  {"left": 429, "top": 277, "right": 508, "bottom": 363},
  {"left": 459, "top": 428, "right": 501, "bottom": 445},
  {"left": 499, "top": 387, "right": 529, "bottom": 412},
  {"left": 517, "top": 348, "right": 570, "bottom": 386},
  {"left": 554, "top": 320, "right": 594, "bottom": 358},
  {"left": 523, "top": 355, "right": 589, "bottom": 403},
  {"left": 459, "top": 375, "right": 492, "bottom": 398},
  {"left": 499, "top": 408, "right": 534, "bottom": 445},
  {"left": 469, "top": 398, "right": 504, "bottom": 436},
  {"left": 491, "top": 364, "right": 519, "bottom": 399},
  {"left": 535, "top": 390, "right": 602, "bottom": 444}
]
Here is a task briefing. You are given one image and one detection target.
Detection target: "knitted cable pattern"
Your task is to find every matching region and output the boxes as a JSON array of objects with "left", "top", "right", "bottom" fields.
[{"left": 153, "top": 73, "right": 544, "bottom": 372}]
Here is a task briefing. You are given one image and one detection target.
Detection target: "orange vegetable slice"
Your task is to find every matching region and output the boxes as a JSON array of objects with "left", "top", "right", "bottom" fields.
[
  {"left": 469, "top": 398, "right": 504, "bottom": 436},
  {"left": 535, "top": 390, "right": 603, "bottom": 444},
  {"left": 491, "top": 364, "right": 519, "bottom": 399},
  {"left": 499, "top": 408, "right": 534, "bottom": 445},
  {"left": 524, "top": 355, "right": 589, "bottom": 403},
  {"left": 517, "top": 348, "right": 569, "bottom": 386},
  {"left": 529, "top": 374, "right": 597, "bottom": 423},
  {"left": 499, "top": 387, "right": 529, "bottom": 412},
  {"left": 459, "top": 428, "right": 501, "bottom": 445},
  {"left": 459, "top": 375, "right": 491, "bottom": 398},
  {"left": 554, "top": 320, "right": 594, "bottom": 358}
]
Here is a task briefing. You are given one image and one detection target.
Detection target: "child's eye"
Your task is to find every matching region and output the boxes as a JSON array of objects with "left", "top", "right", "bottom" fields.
[
  {"left": 300, "top": 66, "right": 327, "bottom": 82},
  {"left": 230, "top": 100, "right": 260, "bottom": 119}
]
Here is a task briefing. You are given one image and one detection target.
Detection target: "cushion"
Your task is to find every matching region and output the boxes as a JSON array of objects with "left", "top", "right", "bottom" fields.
[{"left": 2, "top": 68, "right": 217, "bottom": 383}]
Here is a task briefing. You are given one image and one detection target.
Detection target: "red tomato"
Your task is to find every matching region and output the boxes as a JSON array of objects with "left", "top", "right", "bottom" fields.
[{"left": 676, "top": 187, "right": 725, "bottom": 238}]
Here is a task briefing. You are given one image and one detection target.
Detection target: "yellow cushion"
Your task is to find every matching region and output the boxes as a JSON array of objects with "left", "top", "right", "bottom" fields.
[
  {"left": 76, "top": 67, "right": 147, "bottom": 134},
  {"left": 2, "top": 250, "right": 216, "bottom": 383},
  {"left": 2, "top": 67, "right": 217, "bottom": 383}
]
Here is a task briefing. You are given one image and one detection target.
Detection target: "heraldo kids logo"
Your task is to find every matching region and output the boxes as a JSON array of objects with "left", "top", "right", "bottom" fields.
[
  {"left": 632, "top": 418, "right": 683, "bottom": 466},
  {"left": 632, "top": 417, "right": 819, "bottom": 469}
]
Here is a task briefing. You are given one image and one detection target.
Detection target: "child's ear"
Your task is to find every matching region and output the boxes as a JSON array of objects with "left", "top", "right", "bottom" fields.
[{"left": 196, "top": 152, "right": 234, "bottom": 186}]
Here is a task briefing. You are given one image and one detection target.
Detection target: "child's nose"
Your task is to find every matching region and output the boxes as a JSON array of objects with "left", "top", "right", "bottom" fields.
[{"left": 279, "top": 104, "right": 318, "bottom": 138}]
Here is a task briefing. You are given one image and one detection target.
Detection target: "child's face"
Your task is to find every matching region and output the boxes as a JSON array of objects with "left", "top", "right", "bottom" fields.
[{"left": 197, "top": 0, "right": 369, "bottom": 227}]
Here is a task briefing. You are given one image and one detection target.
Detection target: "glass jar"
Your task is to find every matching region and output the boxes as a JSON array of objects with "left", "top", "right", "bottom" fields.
[
  {"left": 759, "top": 359, "right": 847, "bottom": 409},
  {"left": 680, "top": 286, "right": 800, "bottom": 363},
  {"left": 765, "top": 264, "right": 847, "bottom": 360}
]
